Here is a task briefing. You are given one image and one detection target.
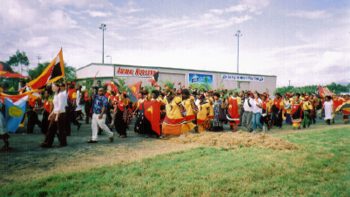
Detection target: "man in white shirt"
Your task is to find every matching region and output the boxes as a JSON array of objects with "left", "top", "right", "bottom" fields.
[
  {"left": 241, "top": 91, "right": 253, "bottom": 132},
  {"left": 59, "top": 83, "right": 70, "bottom": 136}
]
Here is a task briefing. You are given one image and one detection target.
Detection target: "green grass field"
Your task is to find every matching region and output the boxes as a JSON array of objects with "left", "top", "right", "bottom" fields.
[{"left": 2, "top": 126, "right": 350, "bottom": 197}]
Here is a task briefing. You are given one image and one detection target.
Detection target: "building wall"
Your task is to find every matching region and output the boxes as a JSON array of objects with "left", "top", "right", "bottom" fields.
[{"left": 76, "top": 63, "right": 277, "bottom": 93}]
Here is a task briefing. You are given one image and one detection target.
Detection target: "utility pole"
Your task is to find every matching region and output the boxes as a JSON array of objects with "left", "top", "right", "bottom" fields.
[
  {"left": 99, "top": 23, "right": 107, "bottom": 64},
  {"left": 37, "top": 55, "right": 41, "bottom": 65}
]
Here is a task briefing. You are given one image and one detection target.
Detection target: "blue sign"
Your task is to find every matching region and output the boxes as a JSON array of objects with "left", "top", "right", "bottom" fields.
[
  {"left": 221, "top": 74, "right": 264, "bottom": 82},
  {"left": 188, "top": 73, "right": 213, "bottom": 85}
]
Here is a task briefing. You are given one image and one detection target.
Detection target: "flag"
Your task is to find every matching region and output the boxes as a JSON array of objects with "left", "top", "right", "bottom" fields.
[
  {"left": 4, "top": 96, "right": 28, "bottom": 133},
  {"left": 143, "top": 100, "right": 161, "bottom": 136},
  {"left": 336, "top": 100, "right": 350, "bottom": 113},
  {"left": 0, "top": 62, "right": 26, "bottom": 79},
  {"left": 105, "top": 81, "right": 119, "bottom": 93},
  {"left": 0, "top": 90, "right": 40, "bottom": 103},
  {"left": 0, "top": 72, "right": 26, "bottom": 79},
  {"left": 318, "top": 86, "right": 334, "bottom": 98},
  {"left": 127, "top": 81, "right": 142, "bottom": 103},
  {"left": 26, "top": 49, "right": 65, "bottom": 90}
]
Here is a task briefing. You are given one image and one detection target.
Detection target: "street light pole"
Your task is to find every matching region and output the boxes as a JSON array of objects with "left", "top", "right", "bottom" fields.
[
  {"left": 235, "top": 30, "right": 242, "bottom": 89},
  {"left": 99, "top": 23, "right": 107, "bottom": 64},
  {"left": 106, "top": 55, "right": 112, "bottom": 63},
  {"left": 235, "top": 30, "right": 242, "bottom": 73}
]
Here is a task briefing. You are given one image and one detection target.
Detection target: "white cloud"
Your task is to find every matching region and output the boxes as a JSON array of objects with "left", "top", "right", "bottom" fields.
[
  {"left": 288, "top": 10, "right": 331, "bottom": 19},
  {"left": 114, "top": 0, "right": 144, "bottom": 14},
  {"left": 23, "top": 36, "right": 49, "bottom": 48},
  {"left": 0, "top": 0, "right": 37, "bottom": 27},
  {"left": 0, "top": 0, "right": 348, "bottom": 88},
  {"left": 215, "top": 0, "right": 270, "bottom": 15},
  {"left": 86, "top": 10, "right": 112, "bottom": 17}
]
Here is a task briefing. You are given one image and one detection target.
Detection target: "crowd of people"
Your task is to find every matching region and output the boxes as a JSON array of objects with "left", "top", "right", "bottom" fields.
[{"left": 0, "top": 80, "right": 349, "bottom": 149}]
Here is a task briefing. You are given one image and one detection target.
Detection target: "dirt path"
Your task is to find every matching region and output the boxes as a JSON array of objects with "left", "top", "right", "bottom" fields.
[{"left": 1, "top": 123, "right": 349, "bottom": 184}]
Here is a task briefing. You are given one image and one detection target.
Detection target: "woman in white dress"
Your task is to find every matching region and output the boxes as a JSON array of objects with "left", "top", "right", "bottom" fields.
[{"left": 323, "top": 96, "right": 333, "bottom": 125}]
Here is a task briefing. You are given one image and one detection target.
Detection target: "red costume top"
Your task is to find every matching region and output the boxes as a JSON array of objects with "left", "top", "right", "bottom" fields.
[{"left": 227, "top": 97, "right": 240, "bottom": 123}]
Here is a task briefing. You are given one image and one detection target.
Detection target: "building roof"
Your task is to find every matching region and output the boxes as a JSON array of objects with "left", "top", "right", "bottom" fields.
[{"left": 77, "top": 63, "right": 277, "bottom": 78}]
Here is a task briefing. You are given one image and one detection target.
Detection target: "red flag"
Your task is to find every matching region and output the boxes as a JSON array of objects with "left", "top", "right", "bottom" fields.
[
  {"left": 144, "top": 100, "right": 161, "bottom": 136},
  {"left": 148, "top": 78, "right": 159, "bottom": 87},
  {"left": 0, "top": 72, "right": 26, "bottom": 79},
  {"left": 105, "top": 81, "right": 119, "bottom": 93},
  {"left": 318, "top": 86, "right": 333, "bottom": 98},
  {"left": 26, "top": 49, "right": 64, "bottom": 89},
  {"left": 0, "top": 62, "right": 26, "bottom": 79},
  {"left": 0, "top": 90, "right": 40, "bottom": 103}
]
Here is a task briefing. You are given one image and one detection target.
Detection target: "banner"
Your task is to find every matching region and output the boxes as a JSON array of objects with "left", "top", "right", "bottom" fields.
[
  {"left": 5, "top": 96, "right": 28, "bottom": 133},
  {"left": 188, "top": 73, "right": 213, "bottom": 85},
  {"left": 221, "top": 74, "right": 264, "bottom": 82},
  {"left": 26, "top": 49, "right": 65, "bottom": 89},
  {"left": 115, "top": 66, "right": 157, "bottom": 78}
]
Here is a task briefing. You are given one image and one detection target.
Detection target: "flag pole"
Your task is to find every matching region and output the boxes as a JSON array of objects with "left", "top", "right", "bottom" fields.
[{"left": 61, "top": 48, "right": 68, "bottom": 91}]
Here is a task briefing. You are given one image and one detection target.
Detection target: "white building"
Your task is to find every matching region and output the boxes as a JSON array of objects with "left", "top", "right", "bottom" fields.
[{"left": 76, "top": 63, "right": 277, "bottom": 93}]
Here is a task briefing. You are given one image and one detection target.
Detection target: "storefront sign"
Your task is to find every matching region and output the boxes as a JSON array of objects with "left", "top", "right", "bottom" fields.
[
  {"left": 188, "top": 73, "right": 213, "bottom": 87},
  {"left": 221, "top": 74, "right": 264, "bottom": 82},
  {"left": 115, "top": 66, "right": 158, "bottom": 78}
]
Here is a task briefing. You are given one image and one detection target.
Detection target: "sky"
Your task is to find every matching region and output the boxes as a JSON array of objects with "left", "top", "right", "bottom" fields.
[{"left": 0, "top": 0, "right": 349, "bottom": 87}]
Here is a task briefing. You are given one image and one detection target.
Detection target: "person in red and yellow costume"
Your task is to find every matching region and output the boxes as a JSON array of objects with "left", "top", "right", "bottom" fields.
[
  {"left": 260, "top": 93, "right": 271, "bottom": 131},
  {"left": 283, "top": 93, "right": 293, "bottom": 125},
  {"left": 196, "top": 94, "right": 212, "bottom": 133},
  {"left": 112, "top": 93, "right": 129, "bottom": 138},
  {"left": 226, "top": 92, "right": 241, "bottom": 132},
  {"left": 291, "top": 93, "right": 303, "bottom": 129},
  {"left": 302, "top": 95, "right": 313, "bottom": 128},
  {"left": 271, "top": 93, "right": 284, "bottom": 128},
  {"left": 162, "top": 91, "right": 185, "bottom": 136},
  {"left": 181, "top": 89, "right": 197, "bottom": 133}
]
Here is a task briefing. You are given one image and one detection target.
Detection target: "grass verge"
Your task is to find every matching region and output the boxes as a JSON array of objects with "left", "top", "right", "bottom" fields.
[{"left": 2, "top": 127, "right": 350, "bottom": 197}]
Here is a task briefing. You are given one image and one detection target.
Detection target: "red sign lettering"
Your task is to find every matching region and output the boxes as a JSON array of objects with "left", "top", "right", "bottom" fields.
[{"left": 115, "top": 67, "right": 157, "bottom": 78}]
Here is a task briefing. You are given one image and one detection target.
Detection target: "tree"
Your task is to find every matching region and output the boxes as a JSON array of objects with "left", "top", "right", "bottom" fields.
[
  {"left": 6, "top": 50, "right": 29, "bottom": 74},
  {"left": 28, "top": 62, "right": 49, "bottom": 80},
  {"left": 0, "top": 61, "right": 14, "bottom": 72},
  {"left": 114, "top": 77, "right": 128, "bottom": 93},
  {"left": 64, "top": 66, "right": 76, "bottom": 81},
  {"left": 275, "top": 83, "right": 350, "bottom": 95}
]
